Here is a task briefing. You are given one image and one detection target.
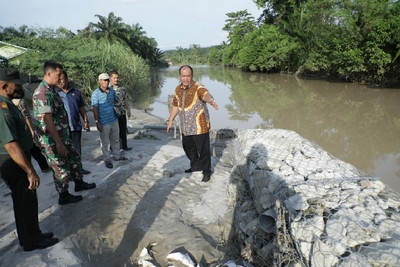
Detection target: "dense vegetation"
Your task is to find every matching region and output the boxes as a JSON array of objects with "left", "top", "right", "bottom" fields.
[
  {"left": 210, "top": 0, "right": 400, "bottom": 85},
  {"left": 163, "top": 45, "right": 212, "bottom": 65},
  {"left": 0, "top": 13, "right": 166, "bottom": 106}
]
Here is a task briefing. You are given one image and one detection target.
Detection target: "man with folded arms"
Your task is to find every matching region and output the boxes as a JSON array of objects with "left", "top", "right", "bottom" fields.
[{"left": 0, "top": 68, "right": 59, "bottom": 251}]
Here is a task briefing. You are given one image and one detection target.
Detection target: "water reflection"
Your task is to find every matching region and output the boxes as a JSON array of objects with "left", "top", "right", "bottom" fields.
[{"left": 144, "top": 66, "right": 400, "bottom": 192}]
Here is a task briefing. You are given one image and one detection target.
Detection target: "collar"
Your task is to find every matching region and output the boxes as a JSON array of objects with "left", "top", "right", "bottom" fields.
[
  {"left": 180, "top": 81, "right": 195, "bottom": 90},
  {"left": 99, "top": 87, "right": 110, "bottom": 93},
  {"left": 40, "top": 80, "right": 53, "bottom": 89},
  {"left": 56, "top": 87, "right": 71, "bottom": 93},
  {"left": 110, "top": 83, "right": 119, "bottom": 90},
  {"left": 0, "top": 95, "right": 11, "bottom": 103}
]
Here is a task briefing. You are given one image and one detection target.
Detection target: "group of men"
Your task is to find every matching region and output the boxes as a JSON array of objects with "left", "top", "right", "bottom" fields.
[
  {"left": 0, "top": 60, "right": 132, "bottom": 251},
  {"left": 0, "top": 62, "right": 217, "bottom": 253}
]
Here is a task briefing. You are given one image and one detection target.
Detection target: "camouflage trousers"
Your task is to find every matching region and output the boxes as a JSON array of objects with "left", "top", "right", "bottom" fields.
[{"left": 39, "top": 139, "right": 83, "bottom": 193}]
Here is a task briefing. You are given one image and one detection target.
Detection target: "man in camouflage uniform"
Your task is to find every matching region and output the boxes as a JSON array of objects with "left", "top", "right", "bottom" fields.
[
  {"left": 32, "top": 60, "right": 96, "bottom": 205},
  {"left": 109, "top": 71, "right": 132, "bottom": 151}
]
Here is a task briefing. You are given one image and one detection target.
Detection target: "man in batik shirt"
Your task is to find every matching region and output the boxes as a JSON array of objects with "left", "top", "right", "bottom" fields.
[
  {"left": 32, "top": 60, "right": 95, "bottom": 205},
  {"left": 109, "top": 71, "right": 132, "bottom": 151},
  {"left": 167, "top": 65, "right": 219, "bottom": 182}
]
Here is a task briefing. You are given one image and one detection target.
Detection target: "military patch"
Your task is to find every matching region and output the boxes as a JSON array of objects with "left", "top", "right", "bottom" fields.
[{"left": 0, "top": 102, "right": 8, "bottom": 109}]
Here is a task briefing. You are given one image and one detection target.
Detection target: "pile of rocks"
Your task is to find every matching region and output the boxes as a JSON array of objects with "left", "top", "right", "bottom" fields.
[{"left": 228, "top": 129, "right": 400, "bottom": 266}]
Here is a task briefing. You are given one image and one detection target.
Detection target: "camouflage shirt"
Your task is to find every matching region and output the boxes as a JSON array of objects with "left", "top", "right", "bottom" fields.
[
  {"left": 110, "top": 84, "right": 128, "bottom": 115},
  {"left": 32, "top": 80, "right": 70, "bottom": 144},
  {"left": 172, "top": 81, "right": 211, "bottom": 136}
]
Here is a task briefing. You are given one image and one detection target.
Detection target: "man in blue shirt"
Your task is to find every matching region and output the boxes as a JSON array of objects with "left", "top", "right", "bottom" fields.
[
  {"left": 57, "top": 70, "right": 90, "bottom": 174},
  {"left": 91, "top": 73, "right": 127, "bottom": 168}
]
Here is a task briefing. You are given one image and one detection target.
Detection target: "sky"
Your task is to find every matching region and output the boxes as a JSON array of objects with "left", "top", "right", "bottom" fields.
[{"left": 1, "top": 0, "right": 261, "bottom": 50}]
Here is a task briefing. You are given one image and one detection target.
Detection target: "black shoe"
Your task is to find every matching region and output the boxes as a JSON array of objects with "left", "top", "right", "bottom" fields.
[
  {"left": 82, "top": 169, "right": 91, "bottom": 175},
  {"left": 185, "top": 168, "right": 201, "bottom": 173},
  {"left": 114, "top": 156, "right": 128, "bottom": 161},
  {"left": 122, "top": 147, "right": 132, "bottom": 151},
  {"left": 202, "top": 174, "right": 211, "bottom": 182},
  {"left": 58, "top": 192, "right": 83, "bottom": 205},
  {"left": 105, "top": 161, "right": 113, "bottom": 168},
  {"left": 23, "top": 237, "right": 59, "bottom": 251},
  {"left": 20, "top": 232, "right": 54, "bottom": 246},
  {"left": 41, "top": 232, "right": 54, "bottom": 239},
  {"left": 75, "top": 181, "right": 96, "bottom": 192}
]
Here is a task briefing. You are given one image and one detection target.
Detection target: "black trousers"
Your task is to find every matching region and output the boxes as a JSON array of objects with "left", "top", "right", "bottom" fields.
[
  {"left": 70, "top": 130, "right": 82, "bottom": 155},
  {"left": 30, "top": 145, "right": 49, "bottom": 171},
  {"left": 1, "top": 156, "right": 41, "bottom": 247},
  {"left": 118, "top": 114, "right": 128, "bottom": 149},
  {"left": 182, "top": 132, "right": 211, "bottom": 175}
]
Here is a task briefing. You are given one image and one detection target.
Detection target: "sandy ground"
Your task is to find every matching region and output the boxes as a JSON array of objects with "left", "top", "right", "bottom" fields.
[{"left": 0, "top": 109, "right": 239, "bottom": 267}]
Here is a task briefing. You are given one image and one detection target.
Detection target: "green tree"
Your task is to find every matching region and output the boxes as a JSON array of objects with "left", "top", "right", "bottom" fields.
[
  {"left": 222, "top": 10, "right": 256, "bottom": 67},
  {"left": 89, "top": 12, "right": 129, "bottom": 44}
]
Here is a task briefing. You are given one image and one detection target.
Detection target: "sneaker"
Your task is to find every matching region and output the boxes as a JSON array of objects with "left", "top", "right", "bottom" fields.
[
  {"left": 122, "top": 147, "right": 132, "bottom": 151},
  {"left": 105, "top": 161, "right": 113, "bottom": 168},
  {"left": 58, "top": 192, "right": 83, "bottom": 205},
  {"left": 75, "top": 181, "right": 96, "bottom": 192}
]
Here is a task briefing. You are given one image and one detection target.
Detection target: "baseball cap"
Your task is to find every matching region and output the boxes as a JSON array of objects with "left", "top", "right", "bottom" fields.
[
  {"left": 98, "top": 73, "right": 110, "bottom": 80},
  {"left": 0, "top": 68, "right": 25, "bottom": 84}
]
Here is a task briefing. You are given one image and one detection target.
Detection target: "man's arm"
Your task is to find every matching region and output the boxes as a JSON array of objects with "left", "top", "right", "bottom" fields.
[
  {"left": 4, "top": 141, "right": 40, "bottom": 190},
  {"left": 25, "top": 117, "right": 35, "bottom": 138},
  {"left": 167, "top": 106, "right": 179, "bottom": 133},
  {"left": 92, "top": 106, "right": 102, "bottom": 132},
  {"left": 203, "top": 93, "right": 219, "bottom": 110},
  {"left": 43, "top": 113, "right": 67, "bottom": 157},
  {"left": 125, "top": 98, "right": 131, "bottom": 118},
  {"left": 79, "top": 107, "right": 90, "bottom": 131}
]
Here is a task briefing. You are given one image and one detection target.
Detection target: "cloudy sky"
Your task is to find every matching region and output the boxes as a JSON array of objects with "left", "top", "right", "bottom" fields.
[{"left": 1, "top": 0, "right": 261, "bottom": 50}]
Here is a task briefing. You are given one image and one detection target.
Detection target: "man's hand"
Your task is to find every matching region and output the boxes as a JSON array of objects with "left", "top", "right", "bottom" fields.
[
  {"left": 96, "top": 122, "right": 103, "bottom": 133},
  {"left": 167, "top": 119, "right": 173, "bottom": 133},
  {"left": 56, "top": 141, "right": 67, "bottom": 157},
  {"left": 4, "top": 141, "right": 40, "bottom": 190},
  {"left": 84, "top": 122, "right": 91, "bottom": 132},
  {"left": 27, "top": 171, "right": 40, "bottom": 190},
  {"left": 210, "top": 101, "right": 219, "bottom": 110}
]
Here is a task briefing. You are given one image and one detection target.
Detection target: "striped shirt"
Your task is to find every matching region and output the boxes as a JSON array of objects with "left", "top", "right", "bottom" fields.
[{"left": 91, "top": 87, "right": 117, "bottom": 125}]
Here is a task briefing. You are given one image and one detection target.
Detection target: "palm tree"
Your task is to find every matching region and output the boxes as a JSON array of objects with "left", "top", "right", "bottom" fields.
[{"left": 89, "top": 12, "right": 129, "bottom": 44}]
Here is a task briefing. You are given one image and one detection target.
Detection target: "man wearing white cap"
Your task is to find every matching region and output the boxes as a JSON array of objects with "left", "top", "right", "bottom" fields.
[{"left": 91, "top": 73, "right": 127, "bottom": 168}]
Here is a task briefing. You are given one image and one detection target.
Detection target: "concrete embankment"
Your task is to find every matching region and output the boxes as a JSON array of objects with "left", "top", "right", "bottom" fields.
[{"left": 220, "top": 129, "right": 400, "bottom": 267}]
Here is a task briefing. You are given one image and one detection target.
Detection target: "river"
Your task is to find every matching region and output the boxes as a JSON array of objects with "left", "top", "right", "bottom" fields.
[{"left": 144, "top": 65, "right": 400, "bottom": 193}]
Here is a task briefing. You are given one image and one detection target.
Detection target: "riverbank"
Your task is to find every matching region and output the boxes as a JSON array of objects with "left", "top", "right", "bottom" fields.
[
  {"left": 0, "top": 108, "right": 239, "bottom": 266},
  {"left": 1, "top": 109, "right": 400, "bottom": 266}
]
